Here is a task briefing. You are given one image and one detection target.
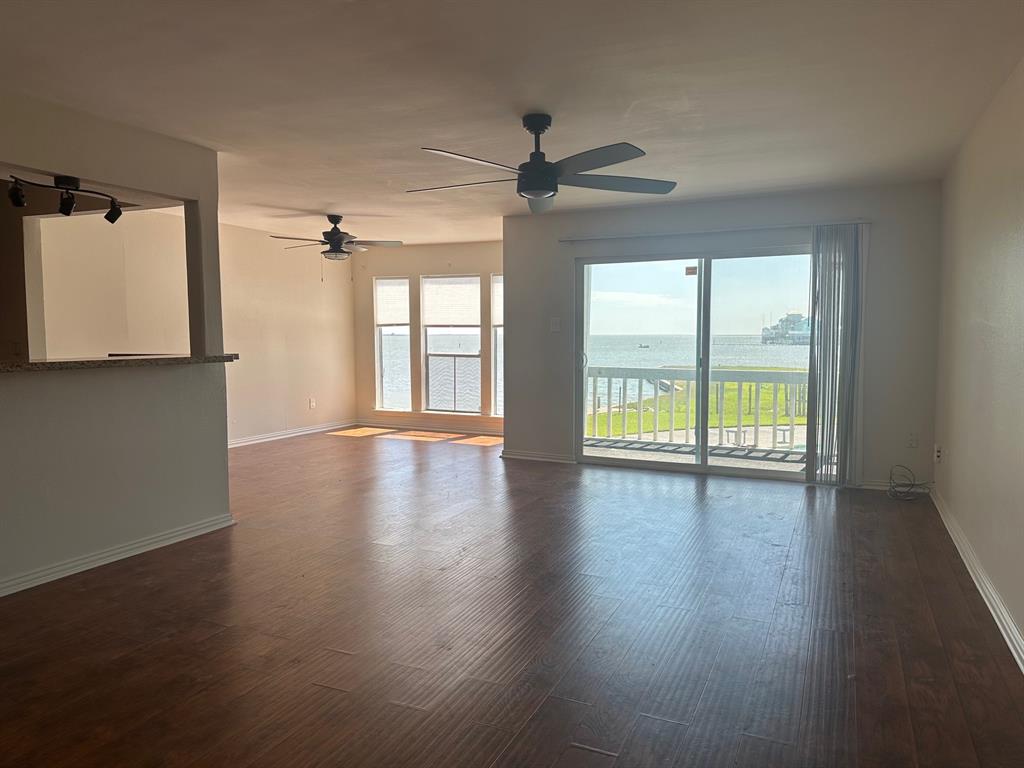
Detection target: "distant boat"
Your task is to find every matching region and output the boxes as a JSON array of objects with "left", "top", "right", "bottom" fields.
[
  {"left": 762, "top": 313, "right": 811, "bottom": 345},
  {"left": 638, "top": 343, "right": 650, "bottom": 349}
]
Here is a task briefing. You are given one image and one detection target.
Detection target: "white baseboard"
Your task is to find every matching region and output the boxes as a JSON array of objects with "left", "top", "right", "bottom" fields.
[
  {"left": 856, "top": 480, "right": 892, "bottom": 491},
  {"left": 500, "top": 449, "right": 576, "bottom": 464},
  {"left": 228, "top": 421, "right": 354, "bottom": 448},
  {"left": 931, "top": 489, "right": 1024, "bottom": 674},
  {"left": 0, "top": 514, "right": 235, "bottom": 597}
]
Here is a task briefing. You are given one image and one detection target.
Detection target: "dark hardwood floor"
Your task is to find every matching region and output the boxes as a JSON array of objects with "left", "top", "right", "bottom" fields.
[{"left": 2, "top": 430, "right": 1024, "bottom": 767}]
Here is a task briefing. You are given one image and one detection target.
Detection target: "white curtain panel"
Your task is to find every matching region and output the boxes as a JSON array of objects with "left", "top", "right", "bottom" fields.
[{"left": 808, "top": 223, "right": 866, "bottom": 486}]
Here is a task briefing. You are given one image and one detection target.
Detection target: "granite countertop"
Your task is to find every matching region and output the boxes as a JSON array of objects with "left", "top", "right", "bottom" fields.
[{"left": 0, "top": 354, "right": 239, "bottom": 373}]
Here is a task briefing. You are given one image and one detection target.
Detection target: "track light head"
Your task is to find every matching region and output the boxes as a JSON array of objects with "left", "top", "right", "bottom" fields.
[
  {"left": 7, "top": 180, "right": 26, "bottom": 207},
  {"left": 104, "top": 199, "right": 122, "bottom": 224},
  {"left": 58, "top": 190, "right": 76, "bottom": 216}
]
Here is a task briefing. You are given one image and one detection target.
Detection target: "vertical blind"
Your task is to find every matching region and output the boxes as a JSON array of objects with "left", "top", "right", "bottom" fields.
[
  {"left": 422, "top": 276, "right": 480, "bottom": 325},
  {"left": 808, "top": 223, "right": 866, "bottom": 486},
  {"left": 374, "top": 278, "right": 409, "bottom": 325}
]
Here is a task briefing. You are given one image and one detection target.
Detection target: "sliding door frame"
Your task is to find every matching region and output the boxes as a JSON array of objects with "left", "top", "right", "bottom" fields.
[{"left": 573, "top": 247, "right": 816, "bottom": 483}]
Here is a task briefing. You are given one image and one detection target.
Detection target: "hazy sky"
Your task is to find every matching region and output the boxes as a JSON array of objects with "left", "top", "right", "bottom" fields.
[{"left": 588, "top": 255, "right": 811, "bottom": 335}]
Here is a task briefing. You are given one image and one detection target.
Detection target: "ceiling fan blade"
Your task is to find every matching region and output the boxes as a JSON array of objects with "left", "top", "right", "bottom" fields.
[
  {"left": 406, "top": 178, "right": 516, "bottom": 193},
  {"left": 560, "top": 173, "right": 676, "bottom": 194},
  {"left": 284, "top": 243, "right": 326, "bottom": 250},
  {"left": 422, "top": 148, "right": 519, "bottom": 174},
  {"left": 350, "top": 240, "right": 403, "bottom": 247},
  {"left": 270, "top": 235, "right": 327, "bottom": 243},
  {"left": 554, "top": 143, "right": 645, "bottom": 176},
  {"left": 345, "top": 245, "right": 369, "bottom": 253},
  {"left": 527, "top": 197, "right": 554, "bottom": 214}
]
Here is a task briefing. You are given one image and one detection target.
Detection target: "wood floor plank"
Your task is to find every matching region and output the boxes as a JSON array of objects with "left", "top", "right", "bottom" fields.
[
  {"left": 1, "top": 435, "right": 1021, "bottom": 767},
  {"left": 491, "top": 695, "right": 592, "bottom": 768},
  {"left": 571, "top": 605, "right": 694, "bottom": 754},
  {"left": 612, "top": 714, "right": 689, "bottom": 767},
  {"left": 671, "top": 617, "right": 770, "bottom": 768}
]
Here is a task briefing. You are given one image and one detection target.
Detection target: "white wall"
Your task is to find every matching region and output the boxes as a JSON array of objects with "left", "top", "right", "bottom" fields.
[
  {"left": 503, "top": 181, "right": 942, "bottom": 484},
  {"left": 0, "top": 364, "right": 229, "bottom": 591},
  {"left": 352, "top": 241, "right": 503, "bottom": 434},
  {"left": 934, "top": 59, "right": 1024, "bottom": 636},
  {"left": 221, "top": 223, "right": 356, "bottom": 443},
  {"left": 0, "top": 92, "right": 229, "bottom": 595},
  {"left": 32, "top": 211, "right": 357, "bottom": 445},
  {"left": 37, "top": 210, "right": 190, "bottom": 359}
]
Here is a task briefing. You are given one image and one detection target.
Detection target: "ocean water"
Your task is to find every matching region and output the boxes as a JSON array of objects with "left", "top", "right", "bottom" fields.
[
  {"left": 587, "top": 334, "right": 809, "bottom": 370},
  {"left": 378, "top": 330, "right": 496, "bottom": 413},
  {"left": 378, "top": 333, "right": 808, "bottom": 413}
]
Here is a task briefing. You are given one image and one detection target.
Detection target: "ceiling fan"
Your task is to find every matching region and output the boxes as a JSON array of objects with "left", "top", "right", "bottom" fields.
[
  {"left": 408, "top": 113, "right": 677, "bottom": 213},
  {"left": 269, "top": 214, "right": 402, "bottom": 260}
]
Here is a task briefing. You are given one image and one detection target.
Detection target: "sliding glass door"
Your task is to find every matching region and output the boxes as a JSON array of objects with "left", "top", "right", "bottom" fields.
[
  {"left": 580, "top": 258, "right": 705, "bottom": 465},
  {"left": 577, "top": 252, "right": 813, "bottom": 478},
  {"left": 705, "top": 255, "right": 811, "bottom": 474}
]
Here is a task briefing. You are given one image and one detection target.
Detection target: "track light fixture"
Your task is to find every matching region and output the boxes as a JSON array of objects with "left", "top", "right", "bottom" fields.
[
  {"left": 7, "top": 179, "right": 26, "bottom": 207},
  {"left": 58, "top": 190, "right": 76, "bottom": 216},
  {"left": 6, "top": 174, "right": 127, "bottom": 223},
  {"left": 104, "top": 199, "right": 122, "bottom": 224}
]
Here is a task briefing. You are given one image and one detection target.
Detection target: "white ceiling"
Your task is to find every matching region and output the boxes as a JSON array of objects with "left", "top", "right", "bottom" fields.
[{"left": 1, "top": 0, "right": 1021, "bottom": 244}]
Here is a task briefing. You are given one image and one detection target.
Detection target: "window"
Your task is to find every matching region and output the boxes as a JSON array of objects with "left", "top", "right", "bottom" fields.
[
  {"left": 492, "top": 275, "right": 504, "bottom": 416},
  {"left": 422, "top": 276, "right": 481, "bottom": 413},
  {"left": 374, "top": 278, "right": 411, "bottom": 410}
]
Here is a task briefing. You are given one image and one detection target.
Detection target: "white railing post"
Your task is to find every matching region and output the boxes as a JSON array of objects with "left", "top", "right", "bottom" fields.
[
  {"left": 753, "top": 382, "right": 761, "bottom": 447},
  {"left": 668, "top": 380, "right": 676, "bottom": 443},
  {"left": 772, "top": 383, "right": 779, "bottom": 448},
  {"left": 685, "top": 380, "right": 692, "bottom": 444},
  {"left": 789, "top": 384, "right": 797, "bottom": 448},
  {"left": 606, "top": 378, "right": 612, "bottom": 438},
  {"left": 590, "top": 376, "right": 597, "bottom": 437},
  {"left": 636, "top": 378, "right": 643, "bottom": 440},
  {"left": 653, "top": 381, "right": 660, "bottom": 442},
  {"left": 717, "top": 381, "right": 725, "bottom": 447},
  {"left": 620, "top": 378, "right": 627, "bottom": 438}
]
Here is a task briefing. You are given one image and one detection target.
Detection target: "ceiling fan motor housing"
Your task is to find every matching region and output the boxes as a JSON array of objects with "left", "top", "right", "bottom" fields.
[{"left": 517, "top": 153, "right": 557, "bottom": 199}]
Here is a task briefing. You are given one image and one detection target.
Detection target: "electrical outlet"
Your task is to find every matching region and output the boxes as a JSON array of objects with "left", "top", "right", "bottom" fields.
[
  {"left": 308, "top": 397, "right": 316, "bottom": 410},
  {"left": 907, "top": 433, "right": 919, "bottom": 449},
  {"left": 934, "top": 443, "right": 943, "bottom": 464}
]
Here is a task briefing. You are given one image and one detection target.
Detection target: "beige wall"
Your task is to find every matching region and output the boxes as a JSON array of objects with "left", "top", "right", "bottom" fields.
[
  {"left": 221, "top": 223, "right": 356, "bottom": 443},
  {"left": 502, "top": 181, "right": 942, "bottom": 484},
  {"left": 352, "top": 241, "right": 503, "bottom": 434},
  {"left": 37, "top": 210, "right": 190, "bottom": 359},
  {"left": 934, "top": 59, "right": 1024, "bottom": 633},
  {"left": 33, "top": 211, "right": 357, "bottom": 444},
  {"left": 0, "top": 91, "right": 228, "bottom": 595}
]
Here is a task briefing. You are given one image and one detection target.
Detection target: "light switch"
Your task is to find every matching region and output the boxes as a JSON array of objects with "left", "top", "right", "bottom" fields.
[{"left": 549, "top": 317, "right": 561, "bottom": 332}]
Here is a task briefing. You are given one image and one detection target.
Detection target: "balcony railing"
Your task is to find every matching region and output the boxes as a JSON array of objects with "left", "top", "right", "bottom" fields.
[{"left": 584, "top": 366, "right": 809, "bottom": 464}]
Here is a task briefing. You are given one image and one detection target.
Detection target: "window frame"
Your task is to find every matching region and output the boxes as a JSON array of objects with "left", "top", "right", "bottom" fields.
[
  {"left": 420, "top": 274, "right": 482, "bottom": 414},
  {"left": 491, "top": 274, "right": 503, "bottom": 417},
  {"left": 372, "top": 276, "right": 412, "bottom": 412}
]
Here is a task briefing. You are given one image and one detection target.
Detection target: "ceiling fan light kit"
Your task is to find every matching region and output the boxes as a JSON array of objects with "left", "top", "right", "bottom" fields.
[
  {"left": 408, "top": 112, "right": 677, "bottom": 214},
  {"left": 269, "top": 213, "right": 403, "bottom": 260}
]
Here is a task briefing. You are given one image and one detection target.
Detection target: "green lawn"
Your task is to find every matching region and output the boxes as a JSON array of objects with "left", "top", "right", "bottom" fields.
[{"left": 588, "top": 380, "right": 808, "bottom": 437}]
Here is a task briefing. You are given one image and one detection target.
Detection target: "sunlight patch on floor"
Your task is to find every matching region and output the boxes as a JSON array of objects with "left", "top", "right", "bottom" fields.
[
  {"left": 328, "top": 427, "right": 396, "bottom": 437},
  {"left": 451, "top": 435, "right": 504, "bottom": 446},
  {"left": 329, "top": 427, "right": 502, "bottom": 446}
]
